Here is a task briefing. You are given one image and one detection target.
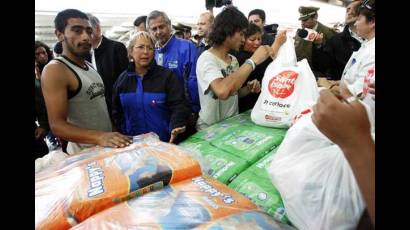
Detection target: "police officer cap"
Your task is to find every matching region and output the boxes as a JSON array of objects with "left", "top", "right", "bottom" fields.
[
  {"left": 298, "top": 6, "right": 319, "bottom": 21},
  {"left": 176, "top": 23, "right": 192, "bottom": 32},
  {"left": 172, "top": 24, "right": 184, "bottom": 32}
]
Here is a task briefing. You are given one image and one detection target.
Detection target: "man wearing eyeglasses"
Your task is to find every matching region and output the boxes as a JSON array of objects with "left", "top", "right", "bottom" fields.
[
  {"left": 294, "top": 6, "right": 336, "bottom": 78},
  {"left": 147, "top": 10, "right": 200, "bottom": 140}
]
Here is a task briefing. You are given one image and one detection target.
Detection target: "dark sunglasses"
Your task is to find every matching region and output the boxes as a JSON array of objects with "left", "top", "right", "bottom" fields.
[{"left": 360, "top": 0, "right": 374, "bottom": 11}]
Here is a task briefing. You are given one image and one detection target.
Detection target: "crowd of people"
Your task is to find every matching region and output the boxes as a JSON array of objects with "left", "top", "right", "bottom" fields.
[{"left": 35, "top": 0, "right": 375, "bottom": 227}]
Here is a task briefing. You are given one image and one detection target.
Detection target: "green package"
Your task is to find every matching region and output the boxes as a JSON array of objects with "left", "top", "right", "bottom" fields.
[
  {"left": 210, "top": 125, "right": 287, "bottom": 164},
  {"left": 189, "top": 111, "right": 254, "bottom": 142},
  {"left": 219, "top": 110, "right": 254, "bottom": 126},
  {"left": 190, "top": 122, "right": 239, "bottom": 142},
  {"left": 229, "top": 151, "right": 290, "bottom": 224},
  {"left": 179, "top": 139, "right": 249, "bottom": 184}
]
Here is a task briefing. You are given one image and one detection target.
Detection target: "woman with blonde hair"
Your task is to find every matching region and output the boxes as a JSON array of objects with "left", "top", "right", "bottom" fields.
[{"left": 112, "top": 32, "right": 190, "bottom": 143}]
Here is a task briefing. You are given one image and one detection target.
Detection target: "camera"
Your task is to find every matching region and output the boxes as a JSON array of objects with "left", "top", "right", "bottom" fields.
[{"left": 205, "top": 0, "right": 233, "bottom": 10}]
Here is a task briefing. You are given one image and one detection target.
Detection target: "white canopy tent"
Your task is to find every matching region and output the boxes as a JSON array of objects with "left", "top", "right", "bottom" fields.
[{"left": 35, "top": 0, "right": 348, "bottom": 48}]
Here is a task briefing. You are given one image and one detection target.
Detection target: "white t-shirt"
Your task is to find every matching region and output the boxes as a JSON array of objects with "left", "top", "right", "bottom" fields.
[
  {"left": 196, "top": 50, "right": 240, "bottom": 130},
  {"left": 341, "top": 37, "right": 375, "bottom": 96}
]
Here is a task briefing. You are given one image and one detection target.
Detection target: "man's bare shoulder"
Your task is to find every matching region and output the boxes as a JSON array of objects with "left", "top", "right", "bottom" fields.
[{"left": 42, "top": 59, "right": 70, "bottom": 81}]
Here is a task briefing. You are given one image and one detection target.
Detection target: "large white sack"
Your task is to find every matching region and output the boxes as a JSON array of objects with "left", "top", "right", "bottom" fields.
[{"left": 268, "top": 115, "right": 365, "bottom": 230}]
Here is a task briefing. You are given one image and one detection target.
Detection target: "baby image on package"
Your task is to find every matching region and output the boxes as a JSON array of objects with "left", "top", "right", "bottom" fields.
[{"left": 71, "top": 176, "right": 293, "bottom": 229}]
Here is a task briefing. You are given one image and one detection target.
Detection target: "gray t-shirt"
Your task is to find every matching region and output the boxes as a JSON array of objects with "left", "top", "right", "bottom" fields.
[
  {"left": 196, "top": 50, "right": 240, "bottom": 130},
  {"left": 56, "top": 56, "right": 112, "bottom": 154}
]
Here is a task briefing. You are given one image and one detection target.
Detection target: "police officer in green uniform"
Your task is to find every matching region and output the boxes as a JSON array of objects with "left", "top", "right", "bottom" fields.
[
  {"left": 294, "top": 6, "right": 336, "bottom": 78},
  {"left": 172, "top": 23, "right": 185, "bottom": 39}
]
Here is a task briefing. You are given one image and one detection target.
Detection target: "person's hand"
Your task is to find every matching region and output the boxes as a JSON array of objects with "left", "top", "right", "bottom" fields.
[
  {"left": 313, "top": 32, "right": 324, "bottom": 45},
  {"left": 250, "top": 45, "right": 272, "bottom": 65},
  {"left": 273, "top": 30, "right": 287, "bottom": 46},
  {"left": 317, "top": 77, "right": 332, "bottom": 88},
  {"left": 312, "top": 89, "right": 371, "bottom": 150},
  {"left": 247, "top": 79, "right": 261, "bottom": 93},
  {"left": 339, "top": 81, "right": 354, "bottom": 99},
  {"left": 35, "top": 127, "right": 47, "bottom": 140},
  {"left": 169, "top": 126, "right": 186, "bottom": 143},
  {"left": 269, "top": 30, "right": 287, "bottom": 59},
  {"left": 97, "top": 132, "right": 132, "bottom": 148}
]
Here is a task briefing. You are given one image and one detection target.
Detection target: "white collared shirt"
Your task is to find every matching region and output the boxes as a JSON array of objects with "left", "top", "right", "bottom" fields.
[
  {"left": 349, "top": 27, "right": 365, "bottom": 44},
  {"left": 341, "top": 37, "right": 375, "bottom": 96},
  {"left": 90, "top": 37, "right": 103, "bottom": 71},
  {"left": 312, "top": 23, "right": 319, "bottom": 31}
]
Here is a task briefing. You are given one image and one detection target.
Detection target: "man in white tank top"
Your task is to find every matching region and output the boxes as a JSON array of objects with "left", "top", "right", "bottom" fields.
[{"left": 41, "top": 9, "right": 132, "bottom": 155}]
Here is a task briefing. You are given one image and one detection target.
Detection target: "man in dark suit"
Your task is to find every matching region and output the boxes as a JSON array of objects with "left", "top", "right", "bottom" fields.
[{"left": 87, "top": 13, "right": 129, "bottom": 120}]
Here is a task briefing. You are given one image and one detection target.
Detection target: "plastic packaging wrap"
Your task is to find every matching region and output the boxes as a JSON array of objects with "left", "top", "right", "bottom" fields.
[
  {"left": 35, "top": 133, "right": 160, "bottom": 179},
  {"left": 179, "top": 138, "right": 249, "bottom": 184},
  {"left": 229, "top": 149, "right": 290, "bottom": 224},
  {"left": 71, "top": 176, "right": 294, "bottom": 230},
  {"left": 35, "top": 150, "right": 68, "bottom": 173},
  {"left": 210, "top": 125, "right": 287, "bottom": 165},
  {"left": 35, "top": 133, "right": 202, "bottom": 230},
  {"left": 190, "top": 110, "right": 254, "bottom": 142}
]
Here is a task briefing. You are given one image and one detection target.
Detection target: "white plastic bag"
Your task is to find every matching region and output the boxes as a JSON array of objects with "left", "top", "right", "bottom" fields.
[
  {"left": 35, "top": 150, "right": 68, "bottom": 174},
  {"left": 274, "top": 35, "right": 297, "bottom": 68},
  {"left": 251, "top": 36, "right": 319, "bottom": 128},
  {"left": 268, "top": 115, "right": 365, "bottom": 230}
]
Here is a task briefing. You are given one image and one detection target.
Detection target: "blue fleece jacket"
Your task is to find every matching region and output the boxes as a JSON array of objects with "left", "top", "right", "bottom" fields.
[{"left": 155, "top": 35, "right": 200, "bottom": 113}]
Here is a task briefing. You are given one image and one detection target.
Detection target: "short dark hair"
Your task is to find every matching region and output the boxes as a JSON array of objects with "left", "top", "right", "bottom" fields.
[
  {"left": 359, "top": 0, "right": 375, "bottom": 22},
  {"left": 245, "top": 23, "right": 262, "bottom": 39},
  {"left": 208, "top": 6, "right": 248, "bottom": 46},
  {"left": 35, "top": 40, "right": 53, "bottom": 62},
  {"left": 147, "top": 11, "right": 171, "bottom": 28},
  {"left": 54, "top": 9, "right": 89, "bottom": 33},
  {"left": 134, "top": 15, "right": 147, "bottom": 27},
  {"left": 53, "top": 41, "right": 63, "bottom": 55},
  {"left": 248, "top": 9, "right": 266, "bottom": 22}
]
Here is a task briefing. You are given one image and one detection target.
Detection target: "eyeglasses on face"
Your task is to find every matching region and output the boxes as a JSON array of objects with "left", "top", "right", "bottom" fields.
[{"left": 134, "top": 45, "right": 154, "bottom": 52}]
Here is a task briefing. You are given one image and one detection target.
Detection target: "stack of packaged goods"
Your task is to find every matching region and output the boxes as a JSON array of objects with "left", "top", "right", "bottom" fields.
[
  {"left": 179, "top": 138, "right": 249, "bottom": 184},
  {"left": 36, "top": 133, "right": 293, "bottom": 229},
  {"left": 35, "top": 133, "right": 201, "bottom": 230},
  {"left": 71, "top": 176, "right": 294, "bottom": 230},
  {"left": 178, "top": 111, "right": 291, "bottom": 226},
  {"left": 179, "top": 111, "right": 287, "bottom": 184},
  {"left": 229, "top": 149, "right": 291, "bottom": 225}
]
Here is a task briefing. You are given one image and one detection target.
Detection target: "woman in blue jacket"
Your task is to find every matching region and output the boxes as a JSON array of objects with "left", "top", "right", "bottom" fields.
[{"left": 112, "top": 32, "right": 190, "bottom": 143}]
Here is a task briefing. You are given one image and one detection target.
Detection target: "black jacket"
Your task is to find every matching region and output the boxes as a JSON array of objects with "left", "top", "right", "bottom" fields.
[
  {"left": 262, "top": 33, "right": 275, "bottom": 46},
  {"left": 35, "top": 78, "right": 49, "bottom": 131},
  {"left": 314, "top": 25, "right": 362, "bottom": 80},
  {"left": 94, "top": 36, "right": 129, "bottom": 117},
  {"left": 112, "top": 61, "right": 191, "bottom": 142}
]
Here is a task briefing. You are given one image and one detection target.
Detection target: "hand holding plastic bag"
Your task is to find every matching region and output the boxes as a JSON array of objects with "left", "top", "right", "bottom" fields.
[{"left": 268, "top": 115, "right": 365, "bottom": 230}]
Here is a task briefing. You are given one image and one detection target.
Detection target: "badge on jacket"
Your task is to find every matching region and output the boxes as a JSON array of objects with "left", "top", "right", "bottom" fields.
[{"left": 168, "top": 60, "right": 178, "bottom": 69}]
